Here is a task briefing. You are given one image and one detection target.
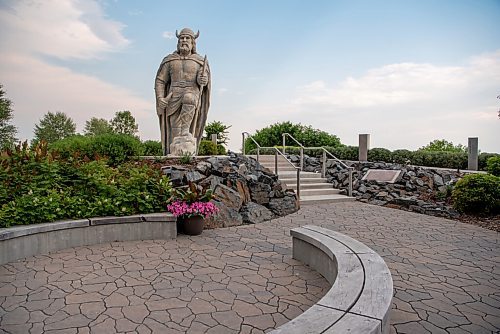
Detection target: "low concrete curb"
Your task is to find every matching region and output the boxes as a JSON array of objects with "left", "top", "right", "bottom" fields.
[
  {"left": 0, "top": 213, "right": 176, "bottom": 265},
  {"left": 270, "top": 225, "right": 393, "bottom": 334}
]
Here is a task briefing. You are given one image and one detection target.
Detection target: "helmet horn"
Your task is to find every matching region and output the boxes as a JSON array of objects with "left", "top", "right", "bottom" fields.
[
  {"left": 194, "top": 30, "right": 200, "bottom": 39},
  {"left": 175, "top": 30, "right": 179, "bottom": 38}
]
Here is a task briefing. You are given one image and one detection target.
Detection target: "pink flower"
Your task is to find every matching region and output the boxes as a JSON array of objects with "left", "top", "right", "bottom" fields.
[{"left": 167, "top": 201, "right": 219, "bottom": 219}]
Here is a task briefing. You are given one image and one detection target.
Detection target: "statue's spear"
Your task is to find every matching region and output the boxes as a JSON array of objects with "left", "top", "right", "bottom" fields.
[{"left": 192, "top": 55, "right": 207, "bottom": 137}]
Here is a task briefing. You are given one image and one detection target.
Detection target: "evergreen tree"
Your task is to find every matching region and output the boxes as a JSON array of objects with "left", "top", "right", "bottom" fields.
[{"left": 0, "top": 84, "right": 18, "bottom": 149}]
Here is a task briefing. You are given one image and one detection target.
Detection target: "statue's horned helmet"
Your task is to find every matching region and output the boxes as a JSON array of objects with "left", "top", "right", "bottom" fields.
[{"left": 175, "top": 28, "right": 199, "bottom": 39}]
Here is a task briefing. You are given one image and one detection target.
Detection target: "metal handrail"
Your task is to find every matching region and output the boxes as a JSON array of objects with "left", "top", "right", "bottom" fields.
[
  {"left": 282, "top": 133, "right": 304, "bottom": 171},
  {"left": 282, "top": 133, "right": 304, "bottom": 150},
  {"left": 242, "top": 131, "right": 261, "bottom": 161},
  {"left": 309, "top": 147, "right": 353, "bottom": 197},
  {"left": 282, "top": 134, "right": 353, "bottom": 197},
  {"left": 242, "top": 132, "right": 301, "bottom": 200}
]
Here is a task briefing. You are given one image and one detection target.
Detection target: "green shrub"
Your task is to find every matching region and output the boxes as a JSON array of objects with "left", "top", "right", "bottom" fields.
[
  {"left": 330, "top": 146, "right": 358, "bottom": 161},
  {"left": 142, "top": 140, "right": 162, "bottom": 156},
  {"left": 410, "top": 151, "right": 467, "bottom": 169},
  {"left": 244, "top": 121, "right": 342, "bottom": 153},
  {"left": 368, "top": 148, "right": 392, "bottom": 162},
  {"left": 486, "top": 156, "right": 500, "bottom": 176},
  {"left": 0, "top": 145, "right": 172, "bottom": 227},
  {"left": 452, "top": 173, "right": 500, "bottom": 215},
  {"left": 479, "top": 153, "right": 500, "bottom": 171},
  {"left": 50, "top": 133, "right": 143, "bottom": 166},
  {"left": 391, "top": 149, "right": 413, "bottom": 164},
  {"left": 49, "top": 135, "right": 93, "bottom": 159},
  {"left": 198, "top": 140, "right": 218, "bottom": 155},
  {"left": 217, "top": 144, "right": 227, "bottom": 155}
]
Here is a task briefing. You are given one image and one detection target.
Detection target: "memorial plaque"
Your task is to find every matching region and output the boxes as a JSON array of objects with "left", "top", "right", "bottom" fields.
[{"left": 361, "top": 169, "right": 401, "bottom": 183}]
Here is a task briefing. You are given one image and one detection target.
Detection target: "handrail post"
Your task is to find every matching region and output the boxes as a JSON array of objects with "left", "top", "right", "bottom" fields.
[
  {"left": 348, "top": 167, "right": 353, "bottom": 197},
  {"left": 242, "top": 132, "right": 246, "bottom": 155},
  {"left": 300, "top": 147, "right": 304, "bottom": 171},
  {"left": 257, "top": 147, "right": 260, "bottom": 162},
  {"left": 275, "top": 150, "right": 279, "bottom": 175},
  {"left": 296, "top": 167, "right": 300, "bottom": 200},
  {"left": 282, "top": 134, "right": 286, "bottom": 154},
  {"left": 322, "top": 150, "right": 326, "bottom": 178}
]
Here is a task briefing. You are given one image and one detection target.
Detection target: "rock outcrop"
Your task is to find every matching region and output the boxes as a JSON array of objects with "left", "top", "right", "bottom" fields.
[
  {"left": 162, "top": 153, "right": 299, "bottom": 229},
  {"left": 290, "top": 155, "right": 463, "bottom": 219}
]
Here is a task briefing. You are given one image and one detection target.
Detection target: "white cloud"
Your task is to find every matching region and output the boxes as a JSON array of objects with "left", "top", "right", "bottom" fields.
[
  {"left": 162, "top": 31, "right": 175, "bottom": 40},
  {"left": 0, "top": 0, "right": 155, "bottom": 141},
  {"left": 294, "top": 64, "right": 469, "bottom": 108},
  {"left": 0, "top": 52, "right": 154, "bottom": 140},
  {"left": 0, "top": 0, "right": 129, "bottom": 60},
  {"left": 231, "top": 51, "right": 500, "bottom": 153}
]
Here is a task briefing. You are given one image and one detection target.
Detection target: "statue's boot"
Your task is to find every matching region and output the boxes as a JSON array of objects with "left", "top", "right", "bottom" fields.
[{"left": 180, "top": 103, "right": 196, "bottom": 137}]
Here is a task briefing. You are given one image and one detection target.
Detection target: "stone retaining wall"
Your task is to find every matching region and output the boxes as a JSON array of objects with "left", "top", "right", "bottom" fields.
[
  {"left": 292, "top": 155, "right": 465, "bottom": 218},
  {"left": 0, "top": 213, "right": 175, "bottom": 265}
]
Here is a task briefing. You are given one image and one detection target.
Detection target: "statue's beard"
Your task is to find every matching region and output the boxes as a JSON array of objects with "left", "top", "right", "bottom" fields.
[{"left": 179, "top": 44, "right": 191, "bottom": 55}]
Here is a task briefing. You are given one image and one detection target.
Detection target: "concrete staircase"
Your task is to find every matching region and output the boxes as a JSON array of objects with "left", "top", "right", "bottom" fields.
[{"left": 249, "top": 155, "right": 355, "bottom": 205}]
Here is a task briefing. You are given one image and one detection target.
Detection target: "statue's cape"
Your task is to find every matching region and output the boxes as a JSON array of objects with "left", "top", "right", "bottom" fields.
[{"left": 155, "top": 52, "right": 211, "bottom": 155}]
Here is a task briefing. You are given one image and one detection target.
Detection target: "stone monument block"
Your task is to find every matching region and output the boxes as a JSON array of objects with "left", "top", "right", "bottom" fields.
[
  {"left": 467, "top": 137, "right": 478, "bottom": 171},
  {"left": 359, "top": 134, "right": 370, "bottom": 161}
]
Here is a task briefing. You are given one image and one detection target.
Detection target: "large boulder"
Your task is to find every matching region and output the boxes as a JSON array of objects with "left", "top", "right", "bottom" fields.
[
  {"left": 268, "top": 193, "right": 299, "bottom": 216},
  {"left": 241, "top": 202, "right": 275, "bottom": 224},
  {"left": 213, "top": 184, "right": 243, "bottom": 211},
  {"left": 249, "top": 182, "right": 271, "bottom": 205},
  {"left": 235, "top": 179, "right": 251, "bottom": 204},
  {"left": 204, "top": 201, "right": 243, "bottom": 229},
  {"left": 162, "top": 165, "right": 188, "bottom": 187}
]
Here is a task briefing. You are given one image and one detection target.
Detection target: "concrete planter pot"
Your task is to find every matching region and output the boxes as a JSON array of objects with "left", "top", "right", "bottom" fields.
[{"left": 180, "top": 215, "right": 204, "bottom": 235}]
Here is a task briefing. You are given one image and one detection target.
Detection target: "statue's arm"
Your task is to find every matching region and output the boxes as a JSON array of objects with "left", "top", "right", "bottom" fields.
[
  {"left": 196, "top": 58, "right": 209, "bottom": 87},
  {"left": 155, "top": 62, "right": 173, "bottom": 111},
  {"left": 155, "top": 62, "right": 169, "bottom": 99}
]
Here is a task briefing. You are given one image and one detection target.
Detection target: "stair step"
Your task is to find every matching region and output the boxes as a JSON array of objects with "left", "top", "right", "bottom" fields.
[
  {"left": 280, "top": 177, "right": 327, "bottom": 184},
  {"left": 287, "top": 183, "right": 334, "bottom": 190},
  {"left": 299, "top": 188, "right": 342, "bottom": 196},
  {"left": 279, "top": 172, "right": 322, "bottom": 178},
  {"left": 261, "top": 163, "right": 297, "bottom": 170},
  {"left": 300, "top": 194, "right": 356, "bottom": 205}
]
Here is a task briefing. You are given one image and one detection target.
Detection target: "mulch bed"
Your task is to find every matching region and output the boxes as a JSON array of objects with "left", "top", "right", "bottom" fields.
[{"left": 456, "top": 214, "right": 500, "bottom": 232}]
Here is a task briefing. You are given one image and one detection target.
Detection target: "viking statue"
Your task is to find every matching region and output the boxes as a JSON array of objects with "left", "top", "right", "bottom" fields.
[{"left": 155, "top": 28, "right": 211, "bottom": 155}]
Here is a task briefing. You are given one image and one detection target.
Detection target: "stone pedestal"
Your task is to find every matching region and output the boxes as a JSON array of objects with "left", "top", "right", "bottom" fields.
[
  {"left": 359, "top": 134, "right": 370, "bottom": 161},
  {"left": 468, "top": 137, "right": 478, "bottom": 171},
  {"left": 170, "top": 134, "right": 197, "bottom": 156}
]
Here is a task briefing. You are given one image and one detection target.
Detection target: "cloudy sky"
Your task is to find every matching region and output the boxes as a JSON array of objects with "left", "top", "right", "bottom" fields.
[{"left": 1, "top": 0, "right": 499, "bottom": 152}]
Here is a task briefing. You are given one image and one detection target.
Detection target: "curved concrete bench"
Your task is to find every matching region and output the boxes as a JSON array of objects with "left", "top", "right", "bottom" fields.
[
  {"left": 271, "top": 225, "right": 393, "bottom": 334},
  {"left": 0, "top": 213, "right": 176, "bottom": 265}
]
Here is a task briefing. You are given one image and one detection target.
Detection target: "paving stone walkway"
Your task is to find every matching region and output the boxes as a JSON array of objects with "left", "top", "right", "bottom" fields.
[{"left": 0, "top": 202, "right": 499, "bottom": 334}]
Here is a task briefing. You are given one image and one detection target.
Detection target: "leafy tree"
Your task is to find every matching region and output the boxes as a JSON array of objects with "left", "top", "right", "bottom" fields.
[
  {"left": 111, "top": 110, "right": 138, "bottom": 136},
  {"left": 245, "top": 121, "right": 342, "bottom": 152},
  {"left": 203, "top": 120, "right": 231, "bottom": 145},
  {"left": 84, "top": 117, "right": 113, "bottom": 136},
  {"left": 0, "top": 84, "right": 17, "bottom": 149},
  {"left": 33, "top": 111, "right": 76, "bottom": 144},
  {"left": 418, "top": 139, "right": 466, "bottom": 153}
]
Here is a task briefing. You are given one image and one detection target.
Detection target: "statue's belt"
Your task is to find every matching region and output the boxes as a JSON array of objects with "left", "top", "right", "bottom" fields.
[{"left": 171, "top": 81, "right": 198, "bottom": 88}]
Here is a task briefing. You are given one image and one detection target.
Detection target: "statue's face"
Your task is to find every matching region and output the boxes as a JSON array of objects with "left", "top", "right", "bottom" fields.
[{"left": 178, "top": 35, "right": 193, "bottom": 55}]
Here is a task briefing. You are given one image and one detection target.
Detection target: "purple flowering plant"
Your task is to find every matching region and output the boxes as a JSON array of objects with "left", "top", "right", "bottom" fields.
[{"left": 167, "top": 182, "right": 219, "bottom": 219}]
